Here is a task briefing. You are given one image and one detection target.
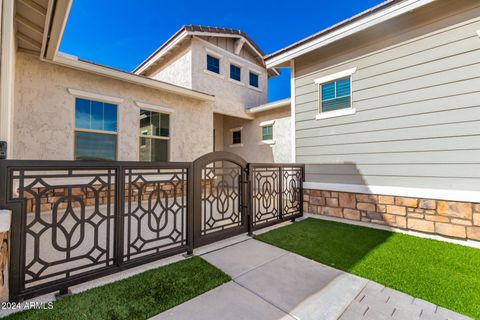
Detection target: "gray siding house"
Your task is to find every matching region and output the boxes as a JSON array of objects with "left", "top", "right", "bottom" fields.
[{"left": 265, "top": 0, "right": 480, "bottom": 241}]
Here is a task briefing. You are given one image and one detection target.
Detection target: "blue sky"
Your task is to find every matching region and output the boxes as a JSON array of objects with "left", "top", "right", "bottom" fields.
[{"left": 60, "top": 0, "right": 383, "bottom": 101}]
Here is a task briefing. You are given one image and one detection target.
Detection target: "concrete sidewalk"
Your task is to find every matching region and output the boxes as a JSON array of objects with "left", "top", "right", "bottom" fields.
[{"left": 152, "top": 239, "right": 471, "bottom": 320}]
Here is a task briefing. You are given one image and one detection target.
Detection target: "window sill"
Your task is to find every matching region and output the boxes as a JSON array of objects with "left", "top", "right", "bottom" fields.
[
  {"left": 315, "top": 108, "right": 356, "bottom": 120},
  {"left": 248, "top": 85, "right": 262, "bottom": 92},
  {"left": 228, "top": 78, "right": 245, "bottom": 86},
  {"left": 229, "top": 143, "right": 243, "bottom": 148},
  {"left": 204, "top": 69, "right": 225, "bottom": 79},
  {"left": 258, "top": 140, "right": 275, "bottom": 145}
]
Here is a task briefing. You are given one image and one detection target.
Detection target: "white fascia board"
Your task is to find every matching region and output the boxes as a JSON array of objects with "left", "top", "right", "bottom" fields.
[
  {"left": 133, "top": 29, "right": 189, "bottom": 75},
  {"left": 135, "top": 101, "right": 175, "bottom": 114},
  {"left": 265, "top": 0, "right": 436, "bottom": 68},
  {"left": 259, "top": 120, "right": 275, "bottom": 127},
  {"left": 53, "top": 54, "right": 215, "bottom": 102},
  {"left": 303, "top": 182, "right": 480, "bottom": 203},
  {"left": 246, "top": 98, "right": 290, "bottom": 113},
  {"left": 44, "top": 0, "right": 73, "bottom": 60},
  {"left": 68, "top": 88, "right": 124, "bottom": 104}
]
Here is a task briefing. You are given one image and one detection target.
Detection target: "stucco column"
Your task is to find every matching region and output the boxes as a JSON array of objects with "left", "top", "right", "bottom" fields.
[{"left": 0, "top": 0, "right": 15, "bottom": 158}]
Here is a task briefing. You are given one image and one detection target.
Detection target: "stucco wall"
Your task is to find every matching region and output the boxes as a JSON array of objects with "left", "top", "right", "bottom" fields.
[
  {"left": 13, "top": 53, "right": 212, "bottom": 161},
  {"left": 150, "top": 41, "right": 193, "bottom": 89},
  {"left": 191, "top": 37, "right": 268, "bottom": 119},
  {"left": 221, "top": 106, "right": 292, "bottom": 163},
  {"left": 213, "top": 113, "right": 224, "bottom": 152}
]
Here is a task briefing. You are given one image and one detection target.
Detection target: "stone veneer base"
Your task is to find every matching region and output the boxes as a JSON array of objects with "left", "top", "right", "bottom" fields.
[{"left": 303, "top": 189, "right": 480, "bottom": 241}]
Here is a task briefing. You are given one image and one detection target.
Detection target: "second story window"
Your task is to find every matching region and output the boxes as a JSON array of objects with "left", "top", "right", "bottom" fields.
[
  {"left": 207, "top": 55, "right": 220, "bottom": 74},
  {"left": 230, "top": 64, "right": 241, "bottom": 81},
  {"left": 249, "top": 72, "right": 259, "bottom": 88},
  {"left": 74, "top": 98, "right": 117, "bottom": 160}
]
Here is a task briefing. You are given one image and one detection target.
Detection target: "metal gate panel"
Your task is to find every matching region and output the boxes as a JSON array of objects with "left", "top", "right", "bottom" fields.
[{"left": 192, "top": 152, "right": 248, "bottom": 248}]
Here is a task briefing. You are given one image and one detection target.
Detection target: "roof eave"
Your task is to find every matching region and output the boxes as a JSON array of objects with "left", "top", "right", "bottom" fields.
[
  {"left": 52, "top": 53, "right": 215, "bottom": 102},
  {"left": 265, "top": 0, "right": 436, "bottom": 68},
  {"left": 246, "top": 98, "right": 291, "bottom": 113}
]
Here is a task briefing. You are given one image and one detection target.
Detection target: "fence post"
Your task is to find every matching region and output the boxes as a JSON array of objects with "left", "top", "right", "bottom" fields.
[
  {"left": 114, "top": 165, "right": 124, "bottom": 266},
  {"left": 247, "top": 164, "right": 253, "bottom": 236},
  {"left": 279, "top": 166, "right": 284, "bottom": 221},
  {"left": 186, "top": 163, "right": 194, "bottom": 255},
  {"left": 300, "top": 165, "right": 305, "bottom": 216}
]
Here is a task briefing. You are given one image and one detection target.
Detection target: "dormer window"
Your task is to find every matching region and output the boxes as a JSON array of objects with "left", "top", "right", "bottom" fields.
[
  {"left": 249, "top": 72, "right": 259, "bottom": 88},
  {"left": 230, "top": 64, "right": 241, "bottom": 81},
  {"left": 207, "top": 55, "right": 220, "bottom": 74}
]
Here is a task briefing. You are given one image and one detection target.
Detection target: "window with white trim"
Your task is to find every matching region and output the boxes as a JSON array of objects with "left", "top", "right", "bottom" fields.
[
  {"left": 314, "top": 67, "right": 357, "bottom": 120},
  {"left": 139, "top": 109, "right": 170, "bottom": 162},
  {"left": 74, "top": 98, "right": 117, "bottom": 160},
  {"left": 320, "top": 77, "right": 351, "bottom": 112},
  {"left": 262, "top": 125, "right": 273, "bottom": 141}
]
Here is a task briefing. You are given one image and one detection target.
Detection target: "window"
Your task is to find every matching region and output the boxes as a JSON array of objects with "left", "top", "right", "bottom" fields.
[
  {"left": 249, "top": 72, "right": 259, "bottom": 88},
  {"left": 74, "top": 98, "right": 117, "bottom": 160},
  {"left": 230, "top": 64, "right": 241, "bottom": 81},
  {"left": 207, "top": 55, "right": 220, "bottom": 74},
  {"left": 232, "top": 130, "right": 241, "bottom": 144},
  {"left": 139, "top": 109, "right": 170, "bottom": 162},
  {"left": 262, "top": 125, "right": 273, "bottom": 141},
  {"left": 320, "top": 77, "right": 351, "bottom": 112}
]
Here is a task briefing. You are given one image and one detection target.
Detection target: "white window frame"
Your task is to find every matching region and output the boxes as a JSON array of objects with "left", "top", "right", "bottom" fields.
[
  {"left": 69, "top": 89, "right": 120, "bottom": 160},
  {"left": 314, "top": 67, "right": 357, "bottom": 120},
  {"left": 258, "top": 120, "right": 275, "bottom": 145},
  {"left": 137, "top": 102, "right": 172, "bottom": 162},
  {"left": 204, "top": 48, "right": 225, "bottom": 79},
  {"left": 229, "top": 126, "right": 243, "bottom": 148}
]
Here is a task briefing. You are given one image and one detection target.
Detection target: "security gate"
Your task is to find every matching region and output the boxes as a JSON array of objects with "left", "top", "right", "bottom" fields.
[
  {"left": 193, "top": 152, "right": 248, "bottom": 247},
  {"left": 0, "top": 152, "right": 303, "bottom": 301}
]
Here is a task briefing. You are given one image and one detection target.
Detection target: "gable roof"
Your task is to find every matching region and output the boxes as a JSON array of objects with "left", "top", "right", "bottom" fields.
[
  {"left": 133, "top": 25, "right": 280, "bottom": 77},
  {"left": 264, "top": 0, "right": 436, "bottom": 68}
]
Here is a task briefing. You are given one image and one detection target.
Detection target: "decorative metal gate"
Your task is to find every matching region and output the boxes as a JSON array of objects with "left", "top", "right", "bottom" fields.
[
  {"left": 192, "top": 152, "right": 248, "bottom": 247},
  {"left": 0, "top": 152, "right": 303, "bottom": 301}
]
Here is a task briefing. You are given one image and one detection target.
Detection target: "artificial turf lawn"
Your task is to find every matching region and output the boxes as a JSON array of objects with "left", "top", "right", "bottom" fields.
[
  {"left": 256, "top": 218, "right": 480, "bottom": 319},
  {"left": 6, "top": 256, "right": 230, "bottom": 320}
]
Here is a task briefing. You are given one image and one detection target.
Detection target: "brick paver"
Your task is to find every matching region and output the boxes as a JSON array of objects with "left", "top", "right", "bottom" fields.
[{"left": 339, "top": 281, "right": 471, "bottom": 320}]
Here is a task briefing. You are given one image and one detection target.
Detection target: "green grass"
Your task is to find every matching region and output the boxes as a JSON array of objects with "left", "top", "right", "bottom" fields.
[
  {"left": 6, "top": 256, "right": 230, "bottom": 320},
  {"left": 256, "top": 218, "right": 480, "bottom": 319}
]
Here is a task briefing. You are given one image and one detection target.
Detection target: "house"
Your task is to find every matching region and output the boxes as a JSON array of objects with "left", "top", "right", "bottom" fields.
[
  {"left": 0, "top": 0, "right": 479, "bottom": 244},
  {"left": 0, "top": 1, "right": 292, "bottom": 163},
  {"left": 265, "top": 0, "right": 480, "bottom": 241}
]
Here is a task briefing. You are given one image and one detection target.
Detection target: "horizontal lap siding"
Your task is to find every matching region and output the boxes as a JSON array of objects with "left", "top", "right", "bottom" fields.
[{"left": 295, "top": 7, "right": 480, "bottom": 191}]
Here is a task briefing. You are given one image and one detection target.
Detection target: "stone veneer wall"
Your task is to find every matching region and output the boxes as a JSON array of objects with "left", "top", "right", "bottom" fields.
[{"left": 303, "top": 189, "right": 480, "bottom": 241}]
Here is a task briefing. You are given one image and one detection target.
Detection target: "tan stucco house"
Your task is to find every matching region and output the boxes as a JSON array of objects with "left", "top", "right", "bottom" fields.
[{"left": 0, "top": 0, "right": 292, "bottom": 163}]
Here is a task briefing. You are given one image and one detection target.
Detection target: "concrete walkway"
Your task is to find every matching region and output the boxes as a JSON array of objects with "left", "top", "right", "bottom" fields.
[{"left": 152, "top": 239, "right": 471, "bottom": 320}]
